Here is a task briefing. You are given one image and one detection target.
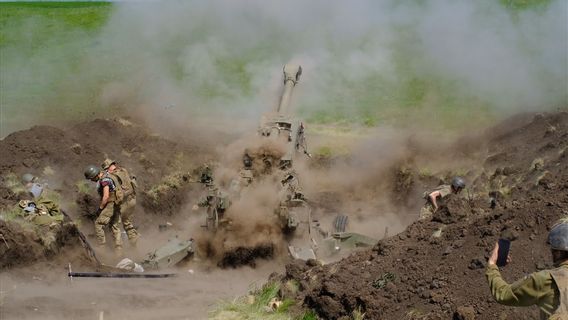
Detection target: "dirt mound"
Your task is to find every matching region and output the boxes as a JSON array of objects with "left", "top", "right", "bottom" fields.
[
  {"left": 0, "top": 118, "right": 215, "bottom": 268},
  {"left": 279, "top": 111, "right": 568, "bottom": 320},
  {"left": 0, "top": 220, "right": 45, "bottom": 269}
]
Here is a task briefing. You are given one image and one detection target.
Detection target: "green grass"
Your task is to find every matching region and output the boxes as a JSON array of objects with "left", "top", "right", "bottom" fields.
[
  {"left": 500, "top": 0, "right": 552, "bottom": 10},
  {"left": 210, "top": 282, "right": 297, "bottom": 320},
  {"left": 0, "top": 2, "right": 114, "bottom": 135}
]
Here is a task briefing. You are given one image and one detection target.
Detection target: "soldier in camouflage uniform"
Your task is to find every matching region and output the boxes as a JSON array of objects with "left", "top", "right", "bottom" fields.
[
  {"left": 18, "top": 199, "right": 63, "bottom": 252},
  {"left": 419, "top": 177, "right": 465, "bottom": 220},
  {"left": 18, "top": 173, "right": 64, "bottom": 252},
  {"left": 102, "top": 159, "right": 139, "bottom": 246},
  {"left": 486, "top": 219, "right": 568, "bottom": 319},
  {"left": 84, "top": 165, "right": 122, "bottom": 252},
  {"left": 196, "top": 183, "right": 231, "bottom": 231}
]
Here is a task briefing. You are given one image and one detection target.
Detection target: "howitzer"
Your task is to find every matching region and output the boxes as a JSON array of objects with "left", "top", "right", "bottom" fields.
[
  {"left": 61, "top": 210, "right": 102, "bottom": 267},
  {"left": 257, "top": 64, "right": 309, "bottom": 169}
]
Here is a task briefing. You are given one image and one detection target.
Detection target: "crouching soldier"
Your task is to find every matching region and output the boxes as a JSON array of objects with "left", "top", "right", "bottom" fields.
[
  {"left": 101, "top": 159, "right": 139, "bottom": 246},
  {"left": 420, "top": 176, "right": 465, "bottom": 220},
  {"left": 84, "top": 165, "right": 122, "bottom": 252}
]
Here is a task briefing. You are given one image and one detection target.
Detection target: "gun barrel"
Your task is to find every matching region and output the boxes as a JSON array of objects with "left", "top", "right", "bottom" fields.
[{"left": 277, "top": 64, "right": 302, "bottom": 114}]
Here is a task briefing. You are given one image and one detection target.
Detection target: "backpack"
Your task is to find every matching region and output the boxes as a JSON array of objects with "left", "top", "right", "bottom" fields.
[{"left": 110, "top": 167, "right": 137, "bottom": 199}]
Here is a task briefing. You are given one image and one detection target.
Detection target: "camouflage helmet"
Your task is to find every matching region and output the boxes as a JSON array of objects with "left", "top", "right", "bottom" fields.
[
  {"left": 451, "top": 177, "right": 466, "bottom": 189},
  {"left": 21, "top": 173, "right": 36, "bottom": 184},
  {"left": 548, "top": 219, "right": 568, "bottom": 251},
  {"left": 101, "top": 159, "right": 116, "bottom": 170},
  {"left": 84, "top": 165, "right": 100, "bottom": 180}
]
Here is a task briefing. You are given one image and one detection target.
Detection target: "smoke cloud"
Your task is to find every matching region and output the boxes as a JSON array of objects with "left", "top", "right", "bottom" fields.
[{"left": 1, "top": 0, "right": 566, "bottom": 136}]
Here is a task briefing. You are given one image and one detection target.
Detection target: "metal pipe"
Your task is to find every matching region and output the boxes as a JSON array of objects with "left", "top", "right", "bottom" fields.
[{"left": 68, "top": 272, "right": 177, "bottom": 278}]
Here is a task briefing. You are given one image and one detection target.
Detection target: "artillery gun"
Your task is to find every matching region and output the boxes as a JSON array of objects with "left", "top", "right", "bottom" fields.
[
  {"left": 136, "top": 64, "right": 378, "bottom": 269},
  {"left": 255, "top": 64, "right": 310, "bottom": 171}
]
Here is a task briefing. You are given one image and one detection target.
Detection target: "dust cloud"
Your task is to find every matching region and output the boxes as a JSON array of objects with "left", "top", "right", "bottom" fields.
[
  {"left": 1, "top": 0, "right": 566, "bottom": 136},
  {"left": 0, "top": 260, "right": 281, "bottom": 320},
  {"left": 1, "top": 0, "right": 566, "bottom": 318}
]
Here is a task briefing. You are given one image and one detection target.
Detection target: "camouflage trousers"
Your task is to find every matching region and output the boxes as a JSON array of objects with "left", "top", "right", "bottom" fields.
[
  {"left": 95, "top": 203, "right": 122, "bottom": 249},
  {"left": 120, "top": 196, "right": 139, "bottom": 244},
  {"left": 419, "top": 203, "right": 435, "bottom": 220}
]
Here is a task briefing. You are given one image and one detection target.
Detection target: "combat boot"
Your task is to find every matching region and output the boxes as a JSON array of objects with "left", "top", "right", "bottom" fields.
[
  {"left": 114, "top": 245, "right": 123, "bottom": 257},
  {"left": 128, "top": 233, "right": 139, "bottom": 247}
]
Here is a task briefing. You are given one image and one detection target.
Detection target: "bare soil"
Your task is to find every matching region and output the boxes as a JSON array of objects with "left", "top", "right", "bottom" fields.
[
  {"left": 278, "top": 111, "right": 568, "bottom": 320},
  {"left": 1, "top": 111, "right": 567, "bottom": 319}
]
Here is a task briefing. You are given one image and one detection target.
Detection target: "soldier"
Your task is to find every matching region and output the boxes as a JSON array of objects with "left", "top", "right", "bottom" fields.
[
  {"left": 84, "top": 165, "right": 122, "bottom": 252},
  {"left": 486, "top": 219, "right": 568, "bottom": 319},
  {"left": 419, "top": 176, "right": 465, "bottom": 220},
  {"left": 196, "top": 183, "right": 231, "bottom": 231},
  {"left": 21, "top": 173, "right": 44, "bottom": 198},
  {"left": 18, "top": 199, "right": 64, "bottom": 252},
  {"left": 20, "top": 173, "right": 62, "bottom": 221},
  {"left": 199, "top": 164, "right": 214, "bottom": 185},
  {"left": 101, "top": 159, "right": 139, "bottom": 246},
  {"left": 18, "top": 173, "right": 66, "bottom": 252}
]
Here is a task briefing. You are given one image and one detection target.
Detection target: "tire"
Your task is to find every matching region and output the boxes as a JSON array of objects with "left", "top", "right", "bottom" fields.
[{"left": 333, "top": 214, "right": 348, "bottom": 233}]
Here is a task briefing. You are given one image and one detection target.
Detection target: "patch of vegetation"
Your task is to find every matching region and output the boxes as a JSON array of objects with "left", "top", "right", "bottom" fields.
[
  {"left": 3, "top": 173, "right": 25, "bottom": 195},
  {"left": 500, "top": 0, "right": 552, "bottom": 10},
  {"left": 314, "top": 146, "right": 333, "bottom": 158},
  {"left": 418, "top": 168, "right": 433, "bottom": 179},
  {"left": 75, "top": 180, "right": 92, "bottom": 194},
  {"left": 352, "top": 307, "right": 366, "bottom": 320},
  {"left": 145, "top": 171, "right": 190, "bottom": 202},
  {"left": 0, "top": 1, "right": 114, "bottom": 134},
  {"left": 298, "top": 311, "right": 318, "bottom": 320},
  {"left": 0, "top": 206, "right": 24, "bottom": 223},
  {"left": 210, "top": 282, "right": 302, "bottom": 320}
]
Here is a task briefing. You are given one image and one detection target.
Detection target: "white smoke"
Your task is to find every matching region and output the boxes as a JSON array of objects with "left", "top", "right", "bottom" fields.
[{"left": 1, "top": 0, "right": 566, "bottom": 135}]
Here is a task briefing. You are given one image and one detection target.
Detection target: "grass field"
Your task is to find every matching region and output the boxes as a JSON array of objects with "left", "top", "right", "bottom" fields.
[
  {"left": 0, "top": 2, "right": 114, "bottom": 135},
  {"left": 0, "top": 0, "right": 562, "bottom": 137}
]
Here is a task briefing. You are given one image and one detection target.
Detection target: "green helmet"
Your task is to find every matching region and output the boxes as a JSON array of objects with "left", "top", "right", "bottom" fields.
[
  {"left": 21, "top": 173, "right": 36, "bottom": 184},
  {"left": 84, "top": 165, "right": 100, "bottom": 180},
  {"left": 548, "top": 220, "right": 568, "bottom": 251}
]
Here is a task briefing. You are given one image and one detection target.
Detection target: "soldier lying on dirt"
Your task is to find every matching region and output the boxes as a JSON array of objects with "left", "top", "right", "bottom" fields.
[
  {"left": 17, "top": 198, "right": 64, "bottom": 252},
  {"left": 419, "top": 176, "right": 465, "bottom": 220}
]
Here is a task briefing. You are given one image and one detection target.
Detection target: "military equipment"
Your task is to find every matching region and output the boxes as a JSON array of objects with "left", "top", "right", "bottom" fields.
[
  {"left": 257, "top": 64, "right": 309, "bottom": 169},
  {"left": 68, "top": 271, "right": 176, "bottom": 278},
  {"left": 61, "top": 210, "right": 102, "bottom": 266},
  {"left": 140, "top": 237, "right": 194, "bottom": 270},
  {"left": 193, "top": 64, "right": 377, "bottom": 265},
  {"left": 67, "top": 264, "right": 175, "bottom": 278},
  {"left": 84, "top": 165, "right": 100, "bottom": 180}
]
